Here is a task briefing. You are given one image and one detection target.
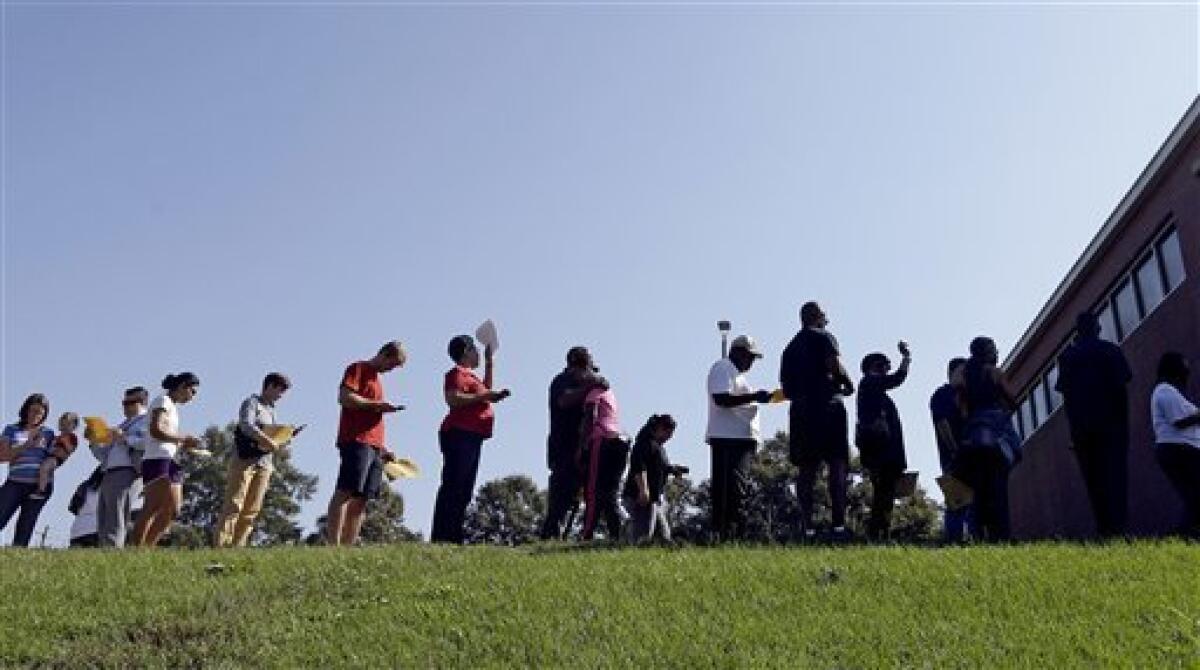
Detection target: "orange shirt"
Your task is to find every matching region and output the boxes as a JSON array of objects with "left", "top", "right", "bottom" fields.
[
  {"left": 440, "top": 366, "right": 494, "bottom": 438},
  {"left": 337, "top": 361, "right": 386, "bottom": 449}
]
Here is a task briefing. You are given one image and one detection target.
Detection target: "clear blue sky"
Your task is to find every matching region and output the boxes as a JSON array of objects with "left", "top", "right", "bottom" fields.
[{"left": 3, "top": 2, "right": 1197, "bottom": 545}]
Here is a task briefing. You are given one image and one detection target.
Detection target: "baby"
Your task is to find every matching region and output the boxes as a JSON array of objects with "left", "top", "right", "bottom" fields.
[{"left": 33, "top": 412, "right": 80, "bottom": 499}]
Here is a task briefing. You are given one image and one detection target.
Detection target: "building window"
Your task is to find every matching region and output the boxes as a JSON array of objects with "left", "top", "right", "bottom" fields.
[
  {"left": 1097, "top": 301, "right": 1118, "bottom": 343},
  {"left": 1045, "top": 364, "right": 1062, "bottom": 413},
  {"left": 1031, "top": 380, "right": 1049, "bottom": 429},
  {"left": 1158, "top": 228, "right": 1185, "bottom": 293},
  {"left": 1020, "top": 396, "right": 1036, "bottom": 437},
  {"left": 1135, "top": 251, "right": 1166, "bottom": 315},
  {"left": 1013, "top": 413, "right": 1024, "bottom": 442},
  {"left": 1113, "top": 278, "right": 1140, "bottom": 340}
]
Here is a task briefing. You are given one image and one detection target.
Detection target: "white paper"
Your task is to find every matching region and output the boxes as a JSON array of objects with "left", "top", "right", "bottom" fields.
[{"left": 475, "top": 319, "right": 500, "bottom": 353}]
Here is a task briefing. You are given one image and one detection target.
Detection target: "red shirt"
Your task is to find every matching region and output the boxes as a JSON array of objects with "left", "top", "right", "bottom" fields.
[
  {"left": 337, "top": 361, "right": 386, "bottom": 449},
  {"left": 440, "top": 366, "right": 494, "bottom": 438}
]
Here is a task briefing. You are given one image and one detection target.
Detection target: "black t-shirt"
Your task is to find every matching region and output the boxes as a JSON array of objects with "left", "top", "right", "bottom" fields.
[
  {"left": 622, "top": 435, "right": 670, "bottom": 504},
  {"left": 964, "top": 359, "right": 1004, "bottom": 414},
  {"left": 1056, "top": 337, "right": 1133, "bottom": 434},
  {"left": 780, "top": 328, "right": 840, "bottom": 402},
  {"left": 856, "top": 371, "right": 907, "bottom": 469},
  {"left": 547, "top": 370, "right": 584, "bottom": 461}
]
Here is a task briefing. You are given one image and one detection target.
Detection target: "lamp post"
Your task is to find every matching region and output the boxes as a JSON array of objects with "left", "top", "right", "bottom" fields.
[{"left": 717, "top": 320, "right": 731, "bottom": 358}]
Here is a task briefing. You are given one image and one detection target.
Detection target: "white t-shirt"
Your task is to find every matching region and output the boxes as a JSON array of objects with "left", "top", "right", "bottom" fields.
[
  {"left": 1151, "top": 383, "right": 1200, "bottom": 449},
  {"left": 70, "top": 488, "right": 99, "bottom": 540},
  {"left": 706, "top": 358, "right": 761, "bottom": 441},
  {"left": 143, "top": 394, "right": 181, "bottom": 461}
]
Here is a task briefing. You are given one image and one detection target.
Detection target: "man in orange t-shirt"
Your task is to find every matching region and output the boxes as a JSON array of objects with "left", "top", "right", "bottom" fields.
[{"left": 325, "top": 340, "right": 407, "bottom": 546}]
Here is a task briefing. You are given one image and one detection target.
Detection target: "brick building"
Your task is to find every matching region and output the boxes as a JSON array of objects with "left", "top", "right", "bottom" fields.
[{"left": 1004, "top": 96, "right": 1199, "bottom": 538}]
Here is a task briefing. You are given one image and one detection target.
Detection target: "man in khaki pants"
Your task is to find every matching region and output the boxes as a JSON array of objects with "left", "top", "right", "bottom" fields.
[{"left": 215, "top": 373, "right": 299, "bottom": 547}]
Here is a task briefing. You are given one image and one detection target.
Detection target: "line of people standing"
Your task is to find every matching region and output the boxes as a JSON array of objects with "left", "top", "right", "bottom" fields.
[{"left": 3, "top": 307, "right": 1196, "bottom": 548}]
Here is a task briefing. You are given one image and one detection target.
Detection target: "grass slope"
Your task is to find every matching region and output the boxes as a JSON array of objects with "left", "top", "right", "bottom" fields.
[{"left": 2, "top": 542, "right": 1197, "bottom": 668}]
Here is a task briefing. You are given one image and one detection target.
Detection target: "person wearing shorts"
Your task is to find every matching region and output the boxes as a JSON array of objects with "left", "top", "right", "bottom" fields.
[
  {"left": 326, "top": 341, "right": 406, "bottom": 546},
  {"left": 131, "top": 372, "right": 202, "bottom": 548},
  {"left": 780, "top": 302, "right": 856, "bottom": 540}
]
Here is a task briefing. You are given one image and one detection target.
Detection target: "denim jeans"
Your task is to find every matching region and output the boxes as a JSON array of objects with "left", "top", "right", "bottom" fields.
[{"left": 0, "top": 480, "right": 52, "bottom": 547}]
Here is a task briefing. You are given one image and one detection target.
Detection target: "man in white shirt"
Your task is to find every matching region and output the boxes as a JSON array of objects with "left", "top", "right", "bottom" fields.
[
  {"left": 1150, "top": 352, "right": 1200, "bottom": 536},
  {"left": 91, "top": 386, "right": 150, "bottom": 547},
  {"left": 706, "top": 335, "right": 775, "bottom": 541}
]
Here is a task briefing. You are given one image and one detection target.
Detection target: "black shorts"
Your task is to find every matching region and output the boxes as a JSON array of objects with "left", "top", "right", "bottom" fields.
[
  {"left": 336, "top": 442, "right": 384, "bottom": 500},
  {"left": 789, "top": 399, "right": 850, "bottom": 466}
]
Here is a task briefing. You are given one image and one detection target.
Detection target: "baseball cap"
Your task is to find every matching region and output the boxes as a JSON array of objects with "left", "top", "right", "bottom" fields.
[{"left": 730, "top": 335, "right": 763, "bottom": 358}]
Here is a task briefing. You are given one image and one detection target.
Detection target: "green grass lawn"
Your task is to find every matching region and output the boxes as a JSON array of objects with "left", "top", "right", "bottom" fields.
[{"left": 2, "top": 542, "right": 1197, "bottom": 668}]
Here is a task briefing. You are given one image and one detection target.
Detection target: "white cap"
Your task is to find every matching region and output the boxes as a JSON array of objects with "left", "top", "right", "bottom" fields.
[{"left": 730, "top": 335, "right": 763, "bottom": 358}]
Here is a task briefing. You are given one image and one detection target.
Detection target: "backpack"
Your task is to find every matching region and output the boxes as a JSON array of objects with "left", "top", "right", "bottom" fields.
[{"left": 234, "top": 425, "right": 271, "bottom": 460}]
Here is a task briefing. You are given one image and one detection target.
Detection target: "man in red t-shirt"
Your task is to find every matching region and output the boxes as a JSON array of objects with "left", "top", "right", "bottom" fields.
[
  {"left": 431, "top": 334, "right": 510, "bottom": 543},
  {"left": 326, "top": 340, "right": 406, "bottom": 546}
]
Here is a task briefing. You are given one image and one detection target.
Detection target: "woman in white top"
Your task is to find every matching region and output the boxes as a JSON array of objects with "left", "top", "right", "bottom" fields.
[
  {"left": 1150, "top": 352, "right": 1200, "bottom": 537},
  {"left": 131, "top": 372, "right": 202, "bottom": 548}
]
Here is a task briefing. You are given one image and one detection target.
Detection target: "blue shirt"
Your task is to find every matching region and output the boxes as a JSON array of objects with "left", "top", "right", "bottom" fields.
[
  {"left": 2, "top": 424, "right": 57, "bottom": 484},
  {"left": 929, "top": 384, "right": 964, "bottom": 473}
]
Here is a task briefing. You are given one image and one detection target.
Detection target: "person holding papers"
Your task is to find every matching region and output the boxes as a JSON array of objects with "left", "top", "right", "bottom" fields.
[
  {"left": 90, "top": 386, "right": 150, "bottom": 547},
  {"left": 431, "top": 334, "right": 511, "bottom": 544},
  {"left": 215, "top": 373, "right": 302, "bottom": 548}
]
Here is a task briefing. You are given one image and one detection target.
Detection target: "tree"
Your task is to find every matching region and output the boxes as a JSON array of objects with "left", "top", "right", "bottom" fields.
[
  {"left": 464, "top": 475, "right": 546, "bottom": 546},
  {"left": 360, "top": 487, "right": 423, "bottom": 544},
  {"left": 166, "top": 423, "right": 319, "bottom": 548}
]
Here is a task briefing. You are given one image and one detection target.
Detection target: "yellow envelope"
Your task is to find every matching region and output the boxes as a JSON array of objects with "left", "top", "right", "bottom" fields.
[
  {"left": 264, "top": 425, "right": 296, "bottom": 446},
  {"left": 770, "top": 389, "right": 787, "bottom": 404},
  {"left": 84, "top": 417, "right": 111, "bottom": 444},
  {"left": 936, "top": 475, "right": 974, "bottom": 510},
  {"left": 384, "top": 458, "right": 420, "bottom": 481}
]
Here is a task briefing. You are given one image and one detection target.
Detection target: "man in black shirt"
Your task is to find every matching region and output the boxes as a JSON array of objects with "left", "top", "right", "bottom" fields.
[
  {"left": 780, "top": 301, "right": 855, "bottom": 539},
  {"left": 1055, "top": 312, "right": 1133, "bottom": 538},
  {"left": 539, "top": 346, "right": 606, "bottom": 540}
]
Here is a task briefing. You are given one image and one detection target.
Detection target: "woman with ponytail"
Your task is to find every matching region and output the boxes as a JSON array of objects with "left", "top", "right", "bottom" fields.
[
  {"left": 131, "top": 372, "right": 201, "bottom": 548},
  {"left": 622, "top": 414, "right": 687, "bottom": 543}
]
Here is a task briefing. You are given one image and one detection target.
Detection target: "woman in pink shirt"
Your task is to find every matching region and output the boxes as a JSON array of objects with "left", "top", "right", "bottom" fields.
[{"left": 579, "top": 385, "right": 629, "bottom": 540}]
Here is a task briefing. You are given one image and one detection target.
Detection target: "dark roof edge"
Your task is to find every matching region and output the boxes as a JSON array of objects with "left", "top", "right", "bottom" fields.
[{"left": 1003, "top": 95, "right": 1200, "bottom": 370}]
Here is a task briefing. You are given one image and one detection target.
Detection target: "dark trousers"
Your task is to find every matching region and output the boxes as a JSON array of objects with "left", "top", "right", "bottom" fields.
[
  {"left": 0, "top": 480, "right": 52, "bottom": 547},
  {"left": 540, "top": 450, "right": 580, "bottom": 540},
  {"left": 431, "top": 429, "right": 485, "bottom": 544},
  {"left": 69, "top": 534, "right": 100, "bottom": 548},
  {"left": 867, "top": 466, "right": 903, "bottom": 540},
  {"left": 581, "top": 437, "right": 630, "bottom": 540},
  {"left": 958, "top": 448, "right": 1011, "bottom": 542},
  {"left": 1156, "top": 443, "right": 1200, "bottom": 535},
  {"left": 791, "top": 402, "right": 850, "bottom": 532},
  {"left": 709, "top": 438, "right": 756, "bottom": 541},
  {"left": 1072, "top": 434, "right": 1128, "bottom": 537},
  {"left": 795, "top": 454, "right": 849, "bottom": 532}
]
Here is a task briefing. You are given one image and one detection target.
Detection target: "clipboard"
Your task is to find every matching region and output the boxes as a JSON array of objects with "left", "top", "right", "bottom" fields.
[
  {"left": 936, "top": 475, "right": 974, "bottom": 510},
  {"left": 894, "top": 471, "right": 919, "bottom": 499}
]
